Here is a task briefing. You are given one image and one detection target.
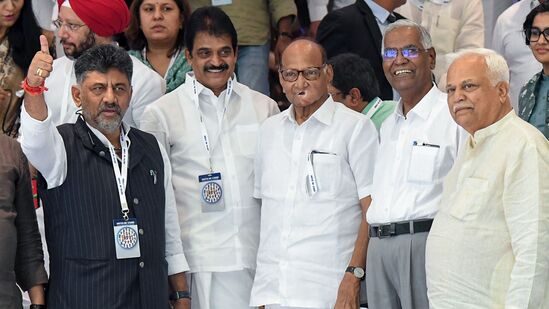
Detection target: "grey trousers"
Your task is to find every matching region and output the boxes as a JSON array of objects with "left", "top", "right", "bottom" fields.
[{"left": 366, "top": 232, "right": 429, "bottom": 309}]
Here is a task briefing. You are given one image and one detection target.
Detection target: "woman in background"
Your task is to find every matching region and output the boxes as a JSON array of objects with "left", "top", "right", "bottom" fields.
[
  {"left": 0, "top": 0, "right": 42, "bottom": 137},
  {"left": 126, "top": 0, "right": 191, "bottom": 93}
]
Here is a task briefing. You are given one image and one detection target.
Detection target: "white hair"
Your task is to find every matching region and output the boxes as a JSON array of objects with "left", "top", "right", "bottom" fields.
[
  {"left": 382, "top": 19, "right": 433, "bottom": 52},
  {"left": 452, "top": 48, "right": 510, "bottom": 86}
]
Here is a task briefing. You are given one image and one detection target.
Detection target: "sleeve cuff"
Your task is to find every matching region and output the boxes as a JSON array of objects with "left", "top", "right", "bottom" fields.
[
  {"left": 358, "top": 185, "right": 373, "bottom": 200},
  {"left": 166, "top": 253, "right": 190, "bottom": 276}
]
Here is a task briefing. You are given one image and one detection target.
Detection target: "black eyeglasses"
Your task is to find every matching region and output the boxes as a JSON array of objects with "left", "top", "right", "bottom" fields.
[
  {"left": 382, "top": 47, "right": 428, "bottom": 60},
  {"left": 278, "top": 64, "right": 326, "bottom": 82},
  {"left": 526, "top": 27, "right": 549, "bottom": 43}
]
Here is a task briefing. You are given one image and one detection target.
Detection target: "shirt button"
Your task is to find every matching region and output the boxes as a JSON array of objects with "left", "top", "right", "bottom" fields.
[
  {"left": 139, "top": 229, "right": 144, "bottom": 235},
  {"left": 139, "top": 261, "right": 145, "bottom": 268},
  {"left": 99, "top": 151, "right": 105, "bottom": 157},
  {"left": 133, "top": 198, "right": 139, "bottom": 205}
]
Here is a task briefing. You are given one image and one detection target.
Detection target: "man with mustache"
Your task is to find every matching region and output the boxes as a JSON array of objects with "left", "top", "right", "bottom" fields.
[
  {"left": 365, "top": 20, "right": 466, "bottom": 309},
  {"left": 140, "top": 7, "right": 279, "bottom": 309},
  {"left": 426, "top": 48, "right": 549, "bottom": 308},
  {"left": 250, "top": 38, "right": 378, "bottom": 309},
  {"left": 19, "top": 42, "right": 190, "bottom": 309},
  {"left": 33, "top": 0, "right": 164, "bottom": 128}
]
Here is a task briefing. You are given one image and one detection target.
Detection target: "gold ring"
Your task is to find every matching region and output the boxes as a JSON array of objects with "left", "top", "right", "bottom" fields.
[{"left": 36, "top": 68, "right": 43, "bottom": 77}]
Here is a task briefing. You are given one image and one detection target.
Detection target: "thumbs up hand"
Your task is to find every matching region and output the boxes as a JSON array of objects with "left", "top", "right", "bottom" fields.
[{"left": 26, "top": 35, "right": 54, "bottom": 87}]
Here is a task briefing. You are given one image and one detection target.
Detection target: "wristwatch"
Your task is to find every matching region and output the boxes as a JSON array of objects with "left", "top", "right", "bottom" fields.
[
  {"left": 346, "top": 266, "right": 365, "bottom": 280},
  {"left": 169, "top": 290, "right": 191, "bottom": 301}
]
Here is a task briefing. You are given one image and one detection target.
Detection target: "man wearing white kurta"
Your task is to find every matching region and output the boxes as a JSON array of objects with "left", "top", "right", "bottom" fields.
[
  {"left": 427, "top": 48, "right": 549, "bottom": 308},
  {"left": 39, "top": 0, "right": 164, "bottom": 128},
  {"left": 366, "top": 21, "right": 466, "bottom": 309},
  {"left": 140, "top": 7, "right": 279, "bottom": 309},
  {"left": 251, "top": 39, "right": 378, "bottom": 309},
  {"left": 492, "top": 0, "right": 544, "bottom": 111}
]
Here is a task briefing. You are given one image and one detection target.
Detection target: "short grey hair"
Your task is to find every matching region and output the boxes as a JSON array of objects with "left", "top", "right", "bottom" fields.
[
  {"left": 74, "top": 44, "right": 133, "bottom": 85},
  {"left": 452, "top": 48, "right": 509, "bottom": 86},
  {"left": 382, "top": 19, "right": 433, "bottom": 51}
]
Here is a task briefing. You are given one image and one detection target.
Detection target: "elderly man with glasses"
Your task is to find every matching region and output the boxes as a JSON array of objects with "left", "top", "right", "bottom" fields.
[
  {"left": 250, "top": 38, "right": 378, "bottom": 309},
  {"left": 365, "top": 20, "right": 466, "bottom": 309}
]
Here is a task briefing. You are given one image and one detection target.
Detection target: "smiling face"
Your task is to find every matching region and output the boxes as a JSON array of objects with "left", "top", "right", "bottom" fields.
[
  {"left": 446, "top": 55, "right": 510, "bottom": 135},
  {"left": 0, "top": 0, "right": 24, "bottom": 32},
  {"left": 382, "top": 26, "right": 435, "bottom": 99},
  {"left": 530, "top": 12, "right": 549, "bottom": 67},
  {"left": 185, "top": 32, "right": 236, "bottom": 96},
  {"left": 72, "top": 69, "right": 132, "bottom": 134},
  {"left": 139, "top": 0, "right": 182, "bottom": 46}
]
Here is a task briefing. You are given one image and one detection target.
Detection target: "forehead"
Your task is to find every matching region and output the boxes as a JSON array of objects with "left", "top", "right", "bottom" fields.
[
  {"left": 59, "top": 6, "right": 84, "bottom": 23},
  {"left": 83, "top": 69, "right": 130, "bottom": 85},
  {"left": 447, "top": 56, "right": 487, "bottom": 84},
  {"left": 141, "top": 0, "right": 177, "bottom": 6},
  {"left": 532, "top": 12, "right": 549, "bottom": 27},
  {"left": 281, "top": 42, "right": 324, "bottom": 69},
  {"left": 193, "top": 32, "right": 232, "bottom": 50},
  {"left": 384, "top": 26, "right": 422, "bottom": 48}
]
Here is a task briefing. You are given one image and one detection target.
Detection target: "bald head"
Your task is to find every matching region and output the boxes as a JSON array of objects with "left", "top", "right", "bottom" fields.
[{"left": 280, "top": 39, "right": 327, "bottom": 69}]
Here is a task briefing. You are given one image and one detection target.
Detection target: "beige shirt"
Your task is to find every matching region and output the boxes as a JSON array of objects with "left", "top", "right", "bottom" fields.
[{"left": 426, "top": 112, "right": 549, "bottom": 308}]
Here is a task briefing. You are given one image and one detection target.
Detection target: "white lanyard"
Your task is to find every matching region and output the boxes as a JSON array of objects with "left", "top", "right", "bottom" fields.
[
  {"left": 364, "top": 97, "right": 383, "bottom": 119},
  {"left": 192, "top": 77, "right": 233, "bottom": 172},
  {"left": 108, "top": 128, "right": 130, "bottom": 220}
]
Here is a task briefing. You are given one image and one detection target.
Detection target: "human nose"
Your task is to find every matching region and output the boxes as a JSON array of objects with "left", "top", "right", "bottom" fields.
[
  {"left": 153, "top": 6, "right": 163, "bottom": 19},
  {"left": 393, "top": 49, "right": 409, "bottom": 64},
  {"left": 4, "top": 0, "right": 15, "bottom": 11},
  {"left": 103, "top": 86, "right": 116, "bottom": 103}
]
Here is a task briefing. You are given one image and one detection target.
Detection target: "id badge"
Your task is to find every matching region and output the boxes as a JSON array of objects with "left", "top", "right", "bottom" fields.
[
  {"left": 212, "top": 0, "right": 232, "bottom": 5},
  {"left": 113, "top": 218, "right": 141, "bottom": 259},
  {"left": 198, "top": 172, "right": 225, "bottom": 212}
]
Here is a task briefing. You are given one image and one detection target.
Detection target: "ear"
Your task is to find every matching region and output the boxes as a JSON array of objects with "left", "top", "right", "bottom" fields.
[
  {"left": 325, "top": 64, "right": 334, "bottom": 82},
  {"left": 348, "top": 88, "right": 362, "bottom": 106},
  {"left": 428, "top": 47, "right": 436, "bottom": 70},
  {"left": 185, "top": 48, "right": 192, "bottom": 64},
  {"left": 496, "top": 81, "right": 510, "bottom": 104},
  {"left": 71, "top": 85, "right": 82, "bottom": 108}
]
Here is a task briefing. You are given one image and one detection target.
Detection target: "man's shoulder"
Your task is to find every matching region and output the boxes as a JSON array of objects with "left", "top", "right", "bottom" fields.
[
  {"left": 235, "top": 81, "right": 278, "bottom": 111},
  {"left": 505, "top": 115, "right": 549, "bottom": 148},
  {"left": 129, "top": 54, "right": 163, "bottom": 82}
]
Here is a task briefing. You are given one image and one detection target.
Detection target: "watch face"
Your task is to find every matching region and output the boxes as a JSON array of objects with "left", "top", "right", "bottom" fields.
[{"left": 353, "top": 267, "right": 365, "bottom": 278}]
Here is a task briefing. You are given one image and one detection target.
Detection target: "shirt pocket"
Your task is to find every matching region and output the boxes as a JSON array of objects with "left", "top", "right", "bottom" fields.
[
  {"left": 407, "top": 144, "right": 440, "bottom": 184},
  {"left": 235, "top": 124, "right": 259, "bottom": 157},
  {"left": 313, "top": 153, "right": 342, "bottom": 199},
  {"left": 449, "top": 177, "right": 488, "bottom": 221}
]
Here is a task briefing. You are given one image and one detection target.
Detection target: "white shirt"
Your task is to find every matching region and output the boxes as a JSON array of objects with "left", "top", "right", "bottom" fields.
[
  {"left": 250, "top": 97, "right": 378, "bottom": 308},
  {"left": 19, "top": 106, "right": 189, "bottom": 276},
  {"left": 367, "top": 86, "right": 466, "bottom": 224},
  {"left": 39, "top": 55, "right": 165, "bottom": 128},
  {"left": 482, "top": 0, "right": 514, "bottom": 48},
  {"left": 492, "top": 0, "right": 542, "bottom": 111},
  {"left": 306, "top": 0, "right": 354, "bottom": 22},
  {"left": 139, "top": 73, "right": 279, "bottom": 273},
  {"left": 396, "top": 0, "right": 485, "bottom": 83},
  {"left": 426, "top": 112, "right": 549, "bottom": 308}
]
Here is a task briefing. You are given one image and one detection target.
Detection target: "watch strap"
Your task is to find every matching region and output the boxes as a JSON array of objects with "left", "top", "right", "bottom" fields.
[
  {"left": 346, "top": 266, "right": 365, "bottom": 280},
  {"left": 169, "top": 290, "right": 191, "bottom": 301}
]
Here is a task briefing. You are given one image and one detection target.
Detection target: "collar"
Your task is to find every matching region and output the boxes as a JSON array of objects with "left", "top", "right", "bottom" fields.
[
  {"left": 395, "top": 84, "right": 441, "bottom": 120},
  {"left": 469, "top": 111, "right": 515, "bottom": 147},
  {"left": 84, "top": 119, "right": 131, "bottom": 147},
  {"left": 532, "top": 0, "right": 542, "bottom": 10},
  {"left": 364, "top": 0, "right": 392, "bottom": 23},
  {"left": 184, "top": 72, "right": 240, "bottom": 98},
  {"left": 284, "top": 95, "right": 336, "bottom": 126}
]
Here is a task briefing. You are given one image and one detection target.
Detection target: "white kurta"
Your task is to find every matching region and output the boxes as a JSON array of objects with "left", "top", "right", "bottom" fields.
[
  {"left": 250, "top": 97, "right": 378, "bottom": 308},
  {"left": 40, "top": 55, "right": 165, "bottom": 128},
  {"left": 492, "top": 0, "right": 543, "bottom": 112},
  {"left": 481, "top": 0, "right": 514, "bottom": 48},
  {"left": 139, "top": 73, "right": 279, "bottom": 273},
  {"left": 426, "top": 112, "right": 549, "bottom": 308},
  {"left": 367, "top": 86, "right": 466, "bottom": 224}
]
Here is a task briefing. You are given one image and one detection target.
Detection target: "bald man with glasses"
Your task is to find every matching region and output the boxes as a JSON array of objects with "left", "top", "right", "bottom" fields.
[{"left": 250, "top": 38, "right": 379, "bottom": 309}]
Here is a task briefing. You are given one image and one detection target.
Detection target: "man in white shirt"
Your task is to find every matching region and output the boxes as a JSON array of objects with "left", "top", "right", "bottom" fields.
[
  {"left": 250, "top": 38, "right": 378, "bottom": 309},
  {"left": 140, "top": 7, "right": 279, "bottom": 309},
  {"left": 492, "top": 0, "right": 544, "bottom": 110},
  {"left": 37, "top": 0, "right": 164, "bottom": 128},
  {"left": 20, "top": 41, "right": 189, "bottom": 308},
  {"left": 366, "top": 20, "right": 465, "bottom": 309},
  {"left": 427, "top": 48, "right": 549, "bottom": 308}
]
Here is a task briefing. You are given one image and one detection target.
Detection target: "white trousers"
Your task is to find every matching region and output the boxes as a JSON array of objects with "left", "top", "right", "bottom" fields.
[{"left": 189, "top": 269, "right": 256, "bottom": 309}]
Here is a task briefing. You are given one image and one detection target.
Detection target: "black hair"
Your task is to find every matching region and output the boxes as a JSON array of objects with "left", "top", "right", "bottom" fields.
[
  {"left": 523, "top": 2, "right": 549, "bottom": 45},
  {"left": 328, "top": 53, "right": 380, "bottom": 102},
  {"left": 125, "top": 0, "right": 190, "bottom": 53},
  {"left": 184, "top": 6, "right": 237, "bottom": 53},
  {"left": 75, "top": 45, "right": 133, "bottom": 84},
  {"left": 7, "top": 0, "right": 42, "bottom": 74}
]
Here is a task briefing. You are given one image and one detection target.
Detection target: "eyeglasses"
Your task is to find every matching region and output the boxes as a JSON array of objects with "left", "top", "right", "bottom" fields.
[
  {"left": 525, "top": 27, "right": 549, "bottom": 43},
  {"left": 53, "top": 19, "right": 87, "bottom": 32},
  {"left": 382, "top": 47, "right": 427, "bottom": 60},
  {"left": 279, "top": 64, "right": 326, "bottom": 82}
]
